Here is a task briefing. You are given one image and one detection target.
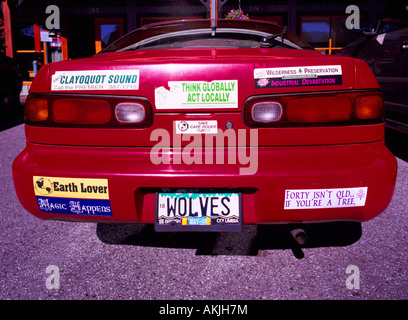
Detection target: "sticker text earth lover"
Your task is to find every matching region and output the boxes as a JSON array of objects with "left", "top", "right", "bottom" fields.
[{"left": 33, "top": 176, "right": 112, "bottom": 217}]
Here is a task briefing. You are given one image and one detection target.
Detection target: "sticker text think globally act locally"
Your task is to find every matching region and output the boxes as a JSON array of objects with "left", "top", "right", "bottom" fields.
[{"left": 155, "top": 80, "right": 238, "bottom": 109}]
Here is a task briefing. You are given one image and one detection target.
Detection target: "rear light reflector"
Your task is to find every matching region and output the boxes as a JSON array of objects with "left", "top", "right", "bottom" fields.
[
  {"left": 53, "top": 99, "right": 111, "bottom": 124},
  {"left": 115, "top": 103, "right": 145, "bottom": 123},
  {"left": 24, "top": 94, "right": 153, "bottom": 128},
  {"left": 24, "top": 96, "right": 49, "bottom": 122},
  {"left": 355, "top": 94, "right": 383, "bottom": 120},
  {"left": 251, "top": 102, "right": 282, "bottom": 123}
]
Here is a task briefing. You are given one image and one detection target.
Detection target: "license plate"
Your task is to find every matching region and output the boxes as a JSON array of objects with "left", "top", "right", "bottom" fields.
[{"left": 155, "top": 189, "right": 242, "bottom": 232}]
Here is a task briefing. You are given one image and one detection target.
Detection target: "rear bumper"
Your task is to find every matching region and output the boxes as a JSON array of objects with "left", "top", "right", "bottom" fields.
[{"left": 12, "top": 140, "right": 397, "bottom": 224}]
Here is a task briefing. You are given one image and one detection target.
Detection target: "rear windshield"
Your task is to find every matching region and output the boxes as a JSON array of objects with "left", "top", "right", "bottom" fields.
[
  {"left": 117, "top": 29, "right": 302, "bottom": 51},
  {"left": 102, "top": 20, "right": 313, "bottom": 53}
]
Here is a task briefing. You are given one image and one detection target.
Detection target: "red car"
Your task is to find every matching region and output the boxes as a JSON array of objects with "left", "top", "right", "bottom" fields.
[{"left": 13, "top": 19, "right": 397, "bottom": 232}]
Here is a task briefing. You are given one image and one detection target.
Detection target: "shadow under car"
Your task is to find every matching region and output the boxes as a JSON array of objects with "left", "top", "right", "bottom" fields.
[{"left": 96, "top": 221, "right": 362, "bottom": 259}]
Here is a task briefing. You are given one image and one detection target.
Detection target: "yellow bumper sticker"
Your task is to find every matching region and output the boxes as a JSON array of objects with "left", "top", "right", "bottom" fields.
[
  {"left": 33, "top": 176, "right": 109, "bottom": 200},
  {"left": 33, "top": 176, "right": 112, "bottom": 217}
]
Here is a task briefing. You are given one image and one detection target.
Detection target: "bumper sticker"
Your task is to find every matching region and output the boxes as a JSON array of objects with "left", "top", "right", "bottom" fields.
[
  {"left": 175, "top": 120, "right": 217, "bottom": 134},
  {"left": 51, "top": 70, "right": 139, "bottom": 91},
  {"left": 155, "top": 80, "right": 238, "bottom": 109},
  {"left": 254, "top": 65, "right": 342, "bottom": 89},
  {"left": 33, "top": 176, "right": 112, "bottom": 217},
  {"left": 284, "top": 187, "right": 368, "bottom": 210}
]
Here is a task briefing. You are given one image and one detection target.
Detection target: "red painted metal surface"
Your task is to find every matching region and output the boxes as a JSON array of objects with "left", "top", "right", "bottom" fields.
[
  {"left": 14, "top": 19, "right": 397, "bottom": 226},
  {"left": 13, "top": 141, "right": 397, "bottom": 223}
]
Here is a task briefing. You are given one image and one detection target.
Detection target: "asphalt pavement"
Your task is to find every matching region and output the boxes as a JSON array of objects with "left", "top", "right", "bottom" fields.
[{"left": 0, "top": 124, "right": 407, "bottom": 302}]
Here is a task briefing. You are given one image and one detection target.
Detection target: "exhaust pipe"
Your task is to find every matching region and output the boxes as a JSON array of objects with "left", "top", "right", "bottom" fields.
[{"left": 290, "top": 228, "right": 308, "bottom": 245}]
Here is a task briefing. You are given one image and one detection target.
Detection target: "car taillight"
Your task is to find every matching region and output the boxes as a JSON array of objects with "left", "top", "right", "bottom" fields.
[
  {"left": 24, "top": 96, "right": 49, "bottom": 122},
  {"left": 243, "top": 91, "right": 383, "bottom": 127},
  {"left": 53, "top": 99, "right": 111, "bottom": 124},
  {"left": 24, "top": 94, "right": 153, "bottom": 128},
  {"left": 287, "top": 96, "right": 352, "bottom": 123},
  {"left": 355, "top": 93, "right": 383, "bottom": 120}
]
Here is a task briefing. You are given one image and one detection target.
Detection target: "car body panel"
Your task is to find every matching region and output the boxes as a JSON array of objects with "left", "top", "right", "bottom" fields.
[
  {"left": 13, "top": 140, "right": 396, "bottom": 224},
  {"left": 45, "top": 48, "right": 357, "bottom": 98},
  {"left": 28, "top": 49, "right": 375, "bottom": 148},
  {"left": 14, "top": 19, "right": 397, "bottom": 228}
]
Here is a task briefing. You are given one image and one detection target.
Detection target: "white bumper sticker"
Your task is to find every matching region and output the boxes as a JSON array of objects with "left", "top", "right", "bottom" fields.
[
  {"left": 155, "top": 80, "right": 238, "bottom": 109},
  {"left": 175, "top": 120, "right": 217, "bottom": 134},
  {"left": 284, "top": 187, "right": 368, "bottom": 210},
  {"left": 51, "top": 70, "right": 140, "bottom": 91}
]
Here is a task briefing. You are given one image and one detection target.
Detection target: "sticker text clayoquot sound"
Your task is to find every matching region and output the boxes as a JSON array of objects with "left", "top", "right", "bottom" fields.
[{"left": 51, "top": 70, "right": 140, "bottom": 91}]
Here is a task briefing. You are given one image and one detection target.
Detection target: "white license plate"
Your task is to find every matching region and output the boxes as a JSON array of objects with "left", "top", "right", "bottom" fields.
[{"left": 155, "top": 190, "right": 242, "bottom": 232}]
